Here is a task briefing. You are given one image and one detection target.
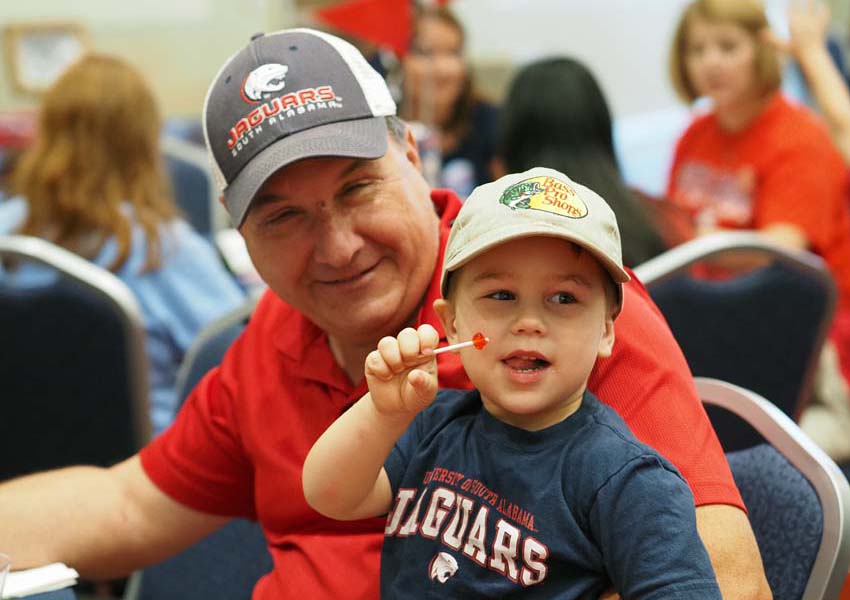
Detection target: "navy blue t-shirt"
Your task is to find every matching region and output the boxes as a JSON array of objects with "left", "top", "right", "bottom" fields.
[{"left": 382, "top": 389, "right": 721, "bottom": 599}]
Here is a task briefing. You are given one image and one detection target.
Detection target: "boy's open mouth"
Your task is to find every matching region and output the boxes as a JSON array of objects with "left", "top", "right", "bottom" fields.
[{"left": 503, "top": 354, "right": 551, "bottom": 372}]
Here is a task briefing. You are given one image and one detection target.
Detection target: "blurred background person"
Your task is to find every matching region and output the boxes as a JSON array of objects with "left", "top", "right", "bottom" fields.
[
  {"left": 493, "top": 56, "right": 670, "bottom": 267},
  {"left": 0, "top": 53, "right": 246, "bottom": 436},
  {"left": 667, "top": 0, "right": 850, "bottom": 461},
  {"left": 399, "top": 4, "right": 498, "bottom": 198},
  {"left": 775, "top": 0, "right": 850, "bottom": 165}
]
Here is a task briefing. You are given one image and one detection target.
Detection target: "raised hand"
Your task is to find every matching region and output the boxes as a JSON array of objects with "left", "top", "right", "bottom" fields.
[{"left": 365, "top": 324, "right": 440, "bottom": 417}]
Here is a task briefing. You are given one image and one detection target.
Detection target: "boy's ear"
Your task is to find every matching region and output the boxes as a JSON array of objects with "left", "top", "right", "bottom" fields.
[
  {"left": 433, "top": 298, "right": 459, "bottom": 344},
  {"left": 597, "top": 313, "right": 616, "bottom": 359}
]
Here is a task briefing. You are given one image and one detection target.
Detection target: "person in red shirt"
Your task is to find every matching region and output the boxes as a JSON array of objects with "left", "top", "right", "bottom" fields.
[
  {"left": 668, "top": 0, "right": 850, "bottom": 462},
  {"left": 0, "top": 28, "right": 769, "bottom": 599}
]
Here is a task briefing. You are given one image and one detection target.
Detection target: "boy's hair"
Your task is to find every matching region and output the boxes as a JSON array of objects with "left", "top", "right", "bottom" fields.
[{"left": 669, "top": 0, "right": 781, "bottom": 103}]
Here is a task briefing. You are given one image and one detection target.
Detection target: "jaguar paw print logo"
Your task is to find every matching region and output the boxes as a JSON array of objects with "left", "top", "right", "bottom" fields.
[
  {"left": 428, "top": 551, "right": 459, "bottom": 583},
  {"left": 499, "top": 176, "right": 588, "bottom": 219}
]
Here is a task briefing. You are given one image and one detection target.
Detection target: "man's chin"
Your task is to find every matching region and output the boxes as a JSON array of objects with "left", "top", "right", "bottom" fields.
[{"left": 319, "top": 303, "right": 411, "bottom": 344}]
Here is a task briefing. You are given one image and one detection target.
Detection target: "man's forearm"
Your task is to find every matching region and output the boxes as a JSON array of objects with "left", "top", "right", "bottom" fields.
[
  {"left": 0, "top": 465, "right": 138, "bottom": 576},
  {"left": 0, "top": 457, "right": 228, "bottom": 579},
  {"left": 696, "top": 504, "right": 772, "bottom": 599}
]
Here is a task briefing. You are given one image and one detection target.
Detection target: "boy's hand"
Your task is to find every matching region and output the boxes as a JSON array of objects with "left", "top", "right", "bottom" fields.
[{"left": 365, "top": 324, "right": 440, "bottom": 417}]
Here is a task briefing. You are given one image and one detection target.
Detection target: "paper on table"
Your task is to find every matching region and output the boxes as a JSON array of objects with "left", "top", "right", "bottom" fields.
[{"left": 2, "top": 563, "right": 78, "bottom": 598}]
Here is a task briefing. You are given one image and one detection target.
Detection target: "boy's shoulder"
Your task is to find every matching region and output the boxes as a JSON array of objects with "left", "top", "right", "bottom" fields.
[
  {"left": 413, "top": 388, "right": 482, "bottom": 432},
  {"left": 570, "top": 392, "right": 685, "bottom": 488}
]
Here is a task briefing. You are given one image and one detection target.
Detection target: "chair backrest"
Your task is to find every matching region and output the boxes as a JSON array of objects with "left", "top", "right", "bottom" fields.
[
  {"left": 132, "top": 518, "right": 272, "bottom": 600},
  {"left": 173, "top": 299, "right": 255, "bottom": 410},
  {"left": 634, "top": 231, "right": 837, "bottom": 450},
  {"left": 697, "top": 377, "right": 850, "bottom": 600},
  {"left": 0, "top": 235, "right": 150, "bottom": 479},
  {"left": 161, "top": 136, "right": 226, "bottom": 238}
]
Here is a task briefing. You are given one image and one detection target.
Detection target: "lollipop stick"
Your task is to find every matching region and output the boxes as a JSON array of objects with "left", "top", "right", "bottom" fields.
[{"left": 432, "top": 333, "right": 489, "bottom": 355}]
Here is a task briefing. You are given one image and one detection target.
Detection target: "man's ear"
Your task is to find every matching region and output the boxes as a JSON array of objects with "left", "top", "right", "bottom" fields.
[
  {"left": 433, "top": 298, "right": 459, "bottom": 344},
  {"left": 597, "top": 313, "right": 616, "bottom": 359},
  {"left": 402, "top": 124, "right": 424, "bottom": 173}
]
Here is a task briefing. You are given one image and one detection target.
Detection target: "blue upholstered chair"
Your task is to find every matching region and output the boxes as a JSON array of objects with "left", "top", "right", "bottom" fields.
[
  {"left": 128, "top": 519, "right": 272, "bottom": 600},
  {"left": 0, "top": 235, "right": 150, "bottom": 479},
  {"left": 161, "top": 137, "right": 226, "bottom": 239},
  {"left": 635, "top": 232, "right": 837, "bottom": 451},
  {"left": 697, "top": 377, "right": 850, "bottom": 600},
  {"left": 173, "top": 299, "right": 255, "bottom": 411}
]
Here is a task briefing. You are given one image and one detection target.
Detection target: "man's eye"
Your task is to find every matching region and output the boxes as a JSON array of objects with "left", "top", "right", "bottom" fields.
[
  {"left": 343, "top": 180, "right": 373, "bottom": 196},
  {"left": 264, "top": 209, "right": 297, "bottom": 225},
  {"left": 549, "top": 292, "right": 576, "bottom": 305},
  {"left": 486, "top": 290, "right": 514, "bottom": 301}
]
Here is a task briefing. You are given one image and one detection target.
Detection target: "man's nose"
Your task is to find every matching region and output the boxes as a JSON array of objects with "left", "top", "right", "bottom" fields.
[{"left": 312, "top": 213, "right": 364, "bottom": 268}]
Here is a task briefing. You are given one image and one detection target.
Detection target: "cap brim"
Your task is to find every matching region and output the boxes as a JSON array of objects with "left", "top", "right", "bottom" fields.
[
  {"left": 441, "top": 225, "right": 631, "bottom": 313},
  {"left": 447, "top": 225, "right": 630, "bottom": 283},
  {"left": 224, "top": 116, "right": 389, "bottom": 226}
]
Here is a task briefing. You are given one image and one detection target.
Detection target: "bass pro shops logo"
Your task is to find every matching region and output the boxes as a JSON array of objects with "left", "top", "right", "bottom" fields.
[
  {"left": 241, "top": 63, "right": 289, "bottom": 103},
  {"left": 498, "top": 176, "right": 588, "bottom": 219}
]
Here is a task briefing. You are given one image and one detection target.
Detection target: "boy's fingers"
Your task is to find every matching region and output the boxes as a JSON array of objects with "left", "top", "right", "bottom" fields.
[
  {"left": 417, "top": 324, "right": 440, "bottom": 352},
  {"left": 365, "top": 350, "right": 393, "bottom": 380},
  {"left": 408, "top": 369, "right": 438, "bottom": 403},
  {"left": 377, "top": 335, "right": 404, "bottom": 372},
  {"left": 397, "top": 327, "right": 421, "bottom": 362}
]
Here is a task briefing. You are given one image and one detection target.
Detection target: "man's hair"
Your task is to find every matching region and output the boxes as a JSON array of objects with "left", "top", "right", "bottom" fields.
[
  {"left": 386, "top": 115, "right": 407, "bottom": 144},
  {"left": 669, "top": 0, "right": 781, "bottom": 103}
]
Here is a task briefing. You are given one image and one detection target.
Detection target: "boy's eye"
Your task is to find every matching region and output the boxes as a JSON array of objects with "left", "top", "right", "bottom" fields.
[
  {"left": 548, "top": 292, "right": 577, "bottom": 305},
  {"left": 486, "top": 290, "right": 514, "bottom": 301}
]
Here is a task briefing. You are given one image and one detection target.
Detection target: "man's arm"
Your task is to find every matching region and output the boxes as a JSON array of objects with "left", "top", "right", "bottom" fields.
[
  {"left": 696, "top": 504, "right": 772, "bottom": 599},
  {"left": 0, "top": 455, "right": 229, "bottom": 579}
]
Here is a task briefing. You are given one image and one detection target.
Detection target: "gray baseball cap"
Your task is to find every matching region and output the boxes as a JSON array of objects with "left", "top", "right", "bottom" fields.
[
  {"left": 203, "top": 28, "right": 397, "bottom": 226},
  {"left": 441, "top": 167, "right": 630, "bottom": 312}
]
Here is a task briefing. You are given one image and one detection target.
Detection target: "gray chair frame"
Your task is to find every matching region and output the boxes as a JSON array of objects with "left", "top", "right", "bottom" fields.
[
  {"left": 634, "top": 230, "right": 837, "bottom": 420},
  {"left": 0, "top": 234, "right": 152, "bottom": 450},
  {"left": 697, "top": 377, "right": 850, "bottom": 599}
]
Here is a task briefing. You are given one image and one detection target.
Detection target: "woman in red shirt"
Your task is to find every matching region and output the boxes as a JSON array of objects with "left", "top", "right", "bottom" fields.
[{"left": 667, "top": 0, "right": 850, "bottom": 461}]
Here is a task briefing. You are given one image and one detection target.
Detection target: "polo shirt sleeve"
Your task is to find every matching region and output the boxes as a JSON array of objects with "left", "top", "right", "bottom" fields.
[
  {"left": 590, "top": 455, "right": 722, "bottom": 599},
  {"left": 588, "top": 279, "right": 744, "bottom": 510},
  {"left": 140, "top": 350, "right": 256, "bottom": 519}
]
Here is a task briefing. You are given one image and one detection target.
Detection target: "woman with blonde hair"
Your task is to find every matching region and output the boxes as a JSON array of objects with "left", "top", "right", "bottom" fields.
[
  {"left": 0, "top": 53, "right": 245, "bottom": 435},
  {"left": 667, "top": 0, "right": 850, "bottom": 461}
]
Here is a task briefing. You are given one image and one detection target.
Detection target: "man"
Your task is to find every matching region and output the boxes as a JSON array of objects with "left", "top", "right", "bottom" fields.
[{"left": 0, "top": 28, "right": 770, "bottom": 599}]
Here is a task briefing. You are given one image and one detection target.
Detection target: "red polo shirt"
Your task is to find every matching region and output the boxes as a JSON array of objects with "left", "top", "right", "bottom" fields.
[{"left": 141, "top": 190, "right": 740, "bottom": 600}]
